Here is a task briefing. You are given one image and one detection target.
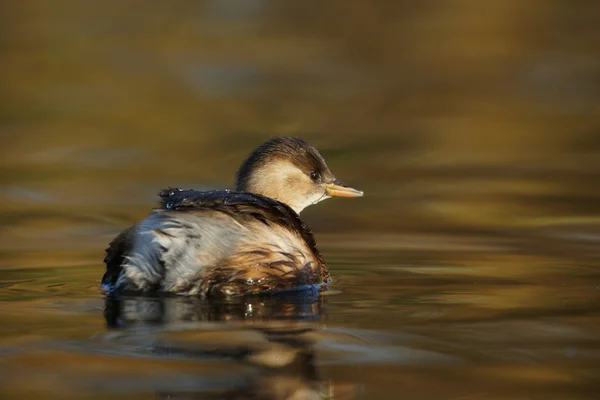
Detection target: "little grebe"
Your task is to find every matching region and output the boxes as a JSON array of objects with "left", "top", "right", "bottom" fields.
[{"left": 102, "top": 137, "right": 363, "bottom": 296}]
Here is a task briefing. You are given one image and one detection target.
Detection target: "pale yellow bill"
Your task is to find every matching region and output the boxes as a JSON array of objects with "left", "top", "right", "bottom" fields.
[{"left": 323, "top": 181, "right": 364, "bottom": 198}]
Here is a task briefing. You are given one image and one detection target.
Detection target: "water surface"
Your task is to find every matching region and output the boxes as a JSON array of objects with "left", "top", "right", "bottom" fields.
[{"left": 2, "top": 1, "right": 600, "bottom": 399}]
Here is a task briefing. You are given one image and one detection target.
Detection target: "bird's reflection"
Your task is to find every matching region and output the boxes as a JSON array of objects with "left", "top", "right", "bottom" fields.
[
  {"left": 104, "top": 287, "right": 324, "bottom": 328},
  {"left": 104, "top": 289, "right": 358, "bottom": 399}
]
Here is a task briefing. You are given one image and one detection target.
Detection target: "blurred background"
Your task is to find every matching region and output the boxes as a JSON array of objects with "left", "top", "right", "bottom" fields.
[{"left": 1, "top": 1, "right": 600, "bottom": 399}]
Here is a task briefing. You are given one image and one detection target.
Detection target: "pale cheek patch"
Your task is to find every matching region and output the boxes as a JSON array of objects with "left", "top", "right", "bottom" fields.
[{"left": 245, "top": 161, "right": 326, "bottom": 213}]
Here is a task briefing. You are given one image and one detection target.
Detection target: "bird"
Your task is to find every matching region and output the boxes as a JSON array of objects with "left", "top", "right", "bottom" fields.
[{"left": 101, "top": 137, "right": 363, "bottom": 297}]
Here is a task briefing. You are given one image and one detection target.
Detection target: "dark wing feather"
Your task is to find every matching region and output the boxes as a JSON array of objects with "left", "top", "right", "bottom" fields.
[{"left": 157, "top": 188, "right": 326, "bottom": 270}]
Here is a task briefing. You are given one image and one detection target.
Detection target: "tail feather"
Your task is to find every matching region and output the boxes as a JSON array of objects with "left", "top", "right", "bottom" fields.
[{"left": 102, "top": 225, "right": 135, "bottom": 288}]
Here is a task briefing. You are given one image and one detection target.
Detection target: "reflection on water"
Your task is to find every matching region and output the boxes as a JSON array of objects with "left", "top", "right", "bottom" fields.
[
  {"left": 104, "top": 290, "right": 324, "bottom": 328},
  {"left": 2, "top": 0, "right": 600, "bottom": 399},
  {"left": 101, "top": 294, "right": 356, "bottom": 400}
]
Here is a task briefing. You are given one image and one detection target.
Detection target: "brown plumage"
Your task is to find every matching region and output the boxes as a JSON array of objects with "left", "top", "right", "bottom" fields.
[{"left": 102, "top": 137, "right": 363, "bottom": 297}]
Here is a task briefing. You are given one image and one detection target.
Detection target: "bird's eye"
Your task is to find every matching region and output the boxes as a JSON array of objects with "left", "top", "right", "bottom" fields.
[{"left": 310, "top": 171, "right": 320, "bottom": 182}]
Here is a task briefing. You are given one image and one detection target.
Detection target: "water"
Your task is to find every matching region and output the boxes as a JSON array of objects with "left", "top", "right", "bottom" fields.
[
  {"left": 2, "top": 228, "right": 599, "bottom": 399},
  {"left": 2, "top": 1, "right": 600, "bottom": 399}
]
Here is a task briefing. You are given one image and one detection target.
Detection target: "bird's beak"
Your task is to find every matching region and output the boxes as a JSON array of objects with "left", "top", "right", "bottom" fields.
[{"left": 323, "top": 179, "right": 364, "bottom": 198}]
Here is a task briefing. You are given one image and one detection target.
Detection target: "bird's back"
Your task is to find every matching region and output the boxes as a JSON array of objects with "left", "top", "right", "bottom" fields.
[{"left": 103, "top": 189, "right": 328, "bottom": 296}]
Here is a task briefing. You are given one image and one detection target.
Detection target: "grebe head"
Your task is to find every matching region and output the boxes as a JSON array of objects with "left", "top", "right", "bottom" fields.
[{"left": 235, "top": 137, "right": 363, "bottom": 214}]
